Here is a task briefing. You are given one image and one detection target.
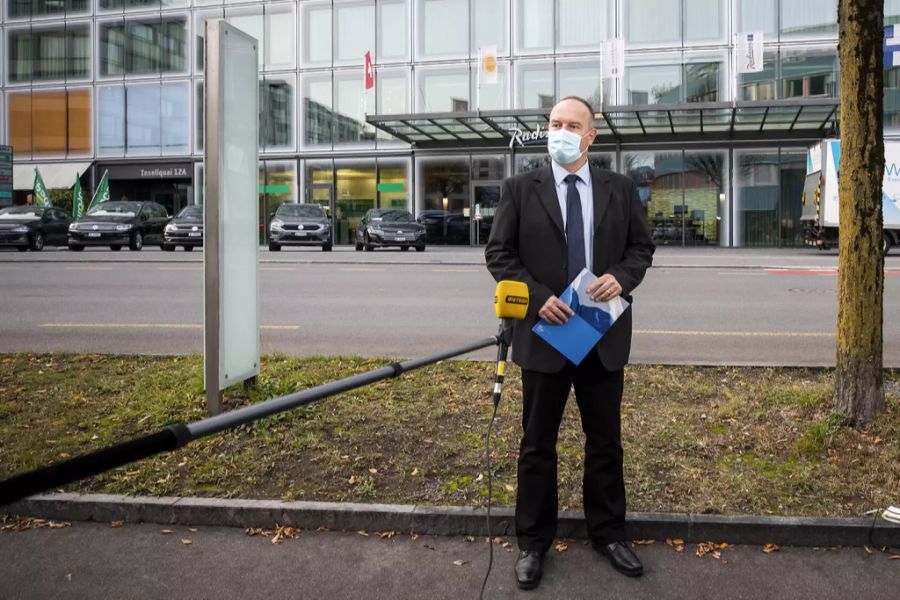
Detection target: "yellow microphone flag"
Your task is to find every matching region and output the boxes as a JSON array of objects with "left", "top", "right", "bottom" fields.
[{"left": 495, "top": 281, "right": 529, "bottom": 320}]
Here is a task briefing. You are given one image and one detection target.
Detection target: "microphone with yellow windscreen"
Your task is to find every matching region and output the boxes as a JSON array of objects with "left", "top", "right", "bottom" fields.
[{"left": 494, "top": 280, "right": 529, "bottom": 321}]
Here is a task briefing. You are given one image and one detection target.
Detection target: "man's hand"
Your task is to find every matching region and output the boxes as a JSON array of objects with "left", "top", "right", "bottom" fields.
[
  {"left": 538, "top": 295, "right": 574, "bottom": 325},
  {"left": 587, "top": 274, "right": 622, "bottom": 302}
]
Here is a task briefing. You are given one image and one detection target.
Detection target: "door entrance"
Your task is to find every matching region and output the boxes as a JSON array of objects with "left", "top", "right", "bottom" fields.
[
  {"left": 471, "top": 182, "right": 501, "bottom": 245},
  {"left": 306, "top": 183, "right": 336, "bottom": 241}
]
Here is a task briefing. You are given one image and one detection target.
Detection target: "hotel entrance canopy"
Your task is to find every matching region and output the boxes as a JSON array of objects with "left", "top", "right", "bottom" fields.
[{"left": 367, "top": 98, "right": 839, "bottom": 148}]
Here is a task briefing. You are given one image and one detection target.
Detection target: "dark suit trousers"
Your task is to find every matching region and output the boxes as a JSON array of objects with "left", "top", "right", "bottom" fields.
[{"left": 516, "top": 351, "right": 626, "bottom": 553}]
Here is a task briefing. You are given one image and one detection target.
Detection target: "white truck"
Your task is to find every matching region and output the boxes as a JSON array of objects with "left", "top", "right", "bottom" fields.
[{"left": 801, "top": 138, "right": 900, "bottom": 254}]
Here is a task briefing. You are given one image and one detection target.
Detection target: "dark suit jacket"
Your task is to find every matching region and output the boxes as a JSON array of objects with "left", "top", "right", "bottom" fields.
[{"left": 485, "top": 165, "right": 655, "bottom": 373}]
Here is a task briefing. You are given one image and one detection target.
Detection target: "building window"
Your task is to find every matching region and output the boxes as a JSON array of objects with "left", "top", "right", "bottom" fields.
[
  {"left": 260, "top": 77, "right": 295, "bottom": 151},
  {"left": 8, "top": 90, "right": 91, "bottom": 157},
  {"left": 626, "top": 64, "right": 682, "bottom": 104},
  {"left": 886, "top": 66, "right": 900, "bottom": 131},
  {"left": 473, "top": 0, "right": 508, "bottom": 54},
  {"left": 685, "top": 62, "right": 721, "bottom": 102},
  {"left": 558, "top": 60, "right": 605, "bottom": 110},
  {"left": 8, "top": 26, "right": 91, "bottom": 83},
  {"left": 97, "top": 82, "right": 189, "bottom": 156},
  {"left": 336, "top": 2, "right": 375, "bottom": 65},
  {"left": 100, "top": 17, "right": 187, "bottom": 76},
  {"left": 517, "top": 0, "right": 554, "bottom": 52},
  {"left": 378, "top": 0, "right": 409, "bottom": 61},
  {"left": 626, "top": 0, "right": 681, "bottom": 46},
  {"left": 737, "top": 0, "right": 778, "bottom": 37},
  {"left": 781, "top": 50, "right": 838, "bottom": 99},
  {"left": 417, "top": 68, "right": 470, "bottom": 112},
  {"left": 557, "top": 0, "right": 613, "bottom": 50},
  {"left": 302, "top": 2, "right": 333, "bottom": 66},
  {"left": 516, "top": 62, "right": 554, "bottom": 109},
  {"left": 227, "top": 5, "right": 296, "bottom": 71},
  {"left": 419, "top": 0, "right": 469, "bottom": 59},
  {"left": 683, "top": 0, "right": 724, "bottom": 43},
  {"left": 780, "top": 0, "right": 838, "bottom": 39},
  {"left": 99, "top": 0, "right": 188, "bottom": 9},
  {"left": 739, "top": 52, "right": 778, "bottom": 100},
  {"left": 303, "top": 77, "right": 334, "bottom": 146},
  {"left": 8, "top": 1, "right": 89, "bottom": 18}
]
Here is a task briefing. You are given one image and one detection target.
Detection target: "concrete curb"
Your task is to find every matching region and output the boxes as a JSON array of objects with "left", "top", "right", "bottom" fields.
[{"left": 6, "top": 493, "right": 899, "bottom": 547}]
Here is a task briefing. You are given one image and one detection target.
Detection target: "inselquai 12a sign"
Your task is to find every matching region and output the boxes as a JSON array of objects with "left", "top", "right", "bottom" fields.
[{"left": 508, "top": 124, "right": 549, "bottom": 149}]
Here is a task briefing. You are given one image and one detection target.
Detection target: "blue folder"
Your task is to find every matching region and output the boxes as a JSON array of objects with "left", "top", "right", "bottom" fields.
[{"left": 532, "top": 314, "right": 602, "bottom": 365}]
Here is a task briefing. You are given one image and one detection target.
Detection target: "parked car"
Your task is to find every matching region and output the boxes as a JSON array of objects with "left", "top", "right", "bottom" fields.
[
  {"left": 0, "top": 205, "right": 71, "bottom": 251},
  {"left": 268, "top": 203, "right": 332, "bottom": 251},
  {"left": 163, "top": 204, "right": 203, "bottom": 251},
  {"left": 356, "top": 209, "right": 426, "bottom": 251},
  {"left": 68, "top": 201, "right": 169, "bottom": 251}
]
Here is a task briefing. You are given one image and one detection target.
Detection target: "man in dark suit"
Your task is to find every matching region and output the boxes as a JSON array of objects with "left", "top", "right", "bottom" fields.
[{"left": 485, "top": 96, "right": 654, "bottom": 590}]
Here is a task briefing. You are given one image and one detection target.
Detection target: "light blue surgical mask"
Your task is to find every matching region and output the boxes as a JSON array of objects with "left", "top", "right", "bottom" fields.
[{"left": 547, "top": 128, "right": 588, "bottom": 165}]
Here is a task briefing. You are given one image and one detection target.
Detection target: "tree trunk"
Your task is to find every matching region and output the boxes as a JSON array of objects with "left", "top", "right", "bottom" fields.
[{"left": 835, "top": 0, "right": 885, "bottom": 427}]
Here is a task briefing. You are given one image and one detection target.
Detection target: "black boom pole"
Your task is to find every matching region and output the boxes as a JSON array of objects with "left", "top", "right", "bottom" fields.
[{"left": 0, "top": 336, "right": 500, "bottom": 507}]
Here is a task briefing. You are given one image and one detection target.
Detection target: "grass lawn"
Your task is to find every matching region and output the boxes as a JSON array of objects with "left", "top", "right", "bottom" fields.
[{"left": 1, "top": 353, "right": 898, "bottom": 518}]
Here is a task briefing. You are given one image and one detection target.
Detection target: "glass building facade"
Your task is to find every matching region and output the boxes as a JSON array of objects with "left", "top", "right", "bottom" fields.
[{"left": 2, "top": 0, "right": 899, "bottom": 246}]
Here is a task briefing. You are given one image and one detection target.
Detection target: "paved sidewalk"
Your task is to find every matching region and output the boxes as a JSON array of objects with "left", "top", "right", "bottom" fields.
[{"left": 1, "top": 520, "right": 896, "bottom": 600}]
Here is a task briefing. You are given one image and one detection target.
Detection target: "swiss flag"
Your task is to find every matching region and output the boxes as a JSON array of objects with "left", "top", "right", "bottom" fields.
[{"left": 364, "top": 51, "right": 374, "bottom": 90}]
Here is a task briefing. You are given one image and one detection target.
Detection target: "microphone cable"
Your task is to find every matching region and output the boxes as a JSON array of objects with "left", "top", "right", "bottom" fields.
[{"left": 480, "top": 328, "right": 510, "bottom": 600}]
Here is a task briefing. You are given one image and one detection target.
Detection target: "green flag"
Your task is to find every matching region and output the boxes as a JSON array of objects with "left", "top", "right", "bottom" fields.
[
  {"left": 33, "top": 168, "right": 51, "bottom": 207},
  {"left": 88, "top": 170, "right": 110, "bottom": 212},
  {"left": 73, "top": 173, "right": 85, "bottom": 219}
]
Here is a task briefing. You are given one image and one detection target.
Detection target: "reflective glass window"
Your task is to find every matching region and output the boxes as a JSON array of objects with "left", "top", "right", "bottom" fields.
[
  {"left": 378, "top": 162, "right": 409, "bottom": 210},
  {"left": 685, "top": 62, "right": 722, "bottom": 102},
  {"left": 99, "top": 0, "right": 187, "bottom": 9},
  {"left": 886, "top": 66, "right": 900, "bottom": 130},
  {"left": 419, "top": 69, "right": 470, "bottom": 111},
  {"left": 304, "top": 4, "right": 332, "bottom": 65},
  {"left": 126, "top": 83, "right": 162, "bottom": 156},
  {"left": 377, "top": 71, "right": 410, "bottom": 143},
  {"left": 739, "top": 51, "right": 778, "bottom": 100},
  {"left": 8, "top": 94, "right": 34, "bottom": 154},
  {"left": 623, "top": 151, "right": 684, "bottom": 245},
  {"left": 420, "top": 0, "right": 468, "bottom": 58},
  {"left": 9, "top": 1, "right": 89, "bottom": 18},
  {"left": 558, "top": 0, "right": 612, "bottom": 49},
  {"left": 626, "top": 64, "right": 682, "bottom": 104},
  {"left": 98, "top": 86, "right": 126, "bottom": 155},
  {"left": 474, "top": 63, "right": 508, "bottom": 110},
  {"left": 8, "top": 26, "right": 91, "bottom": 82},
  {"left": 99, "top": 17, "right": 187, "bottom": 76},
  {"left": 682, "top": 151, "right": 726, "bottom": 246},
  {"left": 378, "top": 0, "right": 408, "bottom": 60},
  {"left": 32, "top": 93, "right": 67, "bottom": 155},
  {"left": 684, "top": 0, "right": 723, "bottom": 43},
  {"left": 67, "top": 89, "right": 91, "bottom": 155},
  {"left": 336, "top": 2, "right": 375, "bottom": 64},
  {"left": 626, "top": 0, "right": 680, "bottom": 45},
  {"left": 558, "top": 61, "right": 605, "bottom": 110},
  {"left": 161, "top": 82, "right": 189, "bottom": 155},
  {"left": 517, "top": 63, "right": 554, "bottom": 108},
  {"left": 888, "top": 0, "right": 900, "bottom": 25},
  {"left": 260, "top": 78, "right": 295, "bottom": 151},
  {"left": 336, "top": 162, "right": 376, "bottom": 244},
  {"left": 473, "top": 0, "right": 507, "bottom": 54},
  {"left": 781, "top": 50, "right": 838, "bottom": 98},
  {"left": 737, "top": 0, "right": 777, "bottom": 37},
  {"left": 734, "top": 150, "right": 779, "bottom": 246},
  {"left": 780, "top": 0, "right": 838, "bottom": 39},
  {"left": 304, "top": 78, "right": 333, "bottom": 146},
  {"left": 417, "top": 158, "right": 470, "bottom": 245},
  {"left": 517, "top": 0, "right": 554, "bottom": 52},
  {"left": 335, "top": 77, "right": 376, "bottom": 144}
]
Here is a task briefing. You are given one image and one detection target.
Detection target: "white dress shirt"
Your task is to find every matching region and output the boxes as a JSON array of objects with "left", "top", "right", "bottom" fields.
[{"left": 551, "top": 159, "right": 594, "bottom": 274}]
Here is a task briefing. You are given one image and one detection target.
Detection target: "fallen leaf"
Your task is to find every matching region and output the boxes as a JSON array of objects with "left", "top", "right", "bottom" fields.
[
  {"left": 377, "top": 531, "right": 396, "bottom": 539},
  {"left": 632, "top": 539, "right": 655, "bottom": 546},
  {"left": 411, "top": 468, "right": 419, "bottom": 476},
  {"left": 464, "top": 536, "right": 475, "bottom": 543},
  {"left": 110, "top": 520, "right": 124, "bottom": 528},
  {"left": 504, "top": 484, "right": 514, "bottom": 492},
  {"left": 555, "top": 543, "right": 568, "bottom": 553},
  {"left": 671, "top": 538, "right": 684, "bottom": 546},
  {"left": 762, "top": 544, "right": 780, "bottom": 553},
  {"left": 181, "top": 539, "right": 192, "bottom": 545},
  {"left": 188, "top": 528, "right": 198, "bottom": 533},
  {"left": 889, "top": 555, "right": 900, "bottom": 560},
  {"left": 315, "top": 526, "right": 329, "bottom": 533},
  {"left": 160, "top": 529, "right": 173, "bottom": 535},
  {"left": 864, "top": 546, "right": 873, "bottom": 555},
  {"left": 368, "top": 468, "right": 378, "bottom": 475},
  {"left": 357, "top": 531, "right": 370, "bottom": 537},
  {"left": 453, "top": 560, "right": 469, "bottom": 566}
]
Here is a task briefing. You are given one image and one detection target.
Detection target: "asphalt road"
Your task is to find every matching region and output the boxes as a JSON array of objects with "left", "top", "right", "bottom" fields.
[
  {"left": 0, "top": 521, "right": 896, "bottom": 600},
  {"left": 1, "top": 247, "right": 898, "bottom": 366}
]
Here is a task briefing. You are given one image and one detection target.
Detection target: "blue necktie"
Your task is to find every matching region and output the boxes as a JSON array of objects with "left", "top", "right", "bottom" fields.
[{"left": 565, "top": 174, "right": 586, "bottom": 284}]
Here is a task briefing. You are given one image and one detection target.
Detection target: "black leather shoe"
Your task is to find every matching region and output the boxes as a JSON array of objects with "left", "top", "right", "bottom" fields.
[
  {"left": 514, "top": 550, "right": 544, "bottom": 590},
  {"left": 595, "top": 541, "right": 643, "bottom": 577}
]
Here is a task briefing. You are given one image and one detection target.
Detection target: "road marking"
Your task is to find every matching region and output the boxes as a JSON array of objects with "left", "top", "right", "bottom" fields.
[
  {"left": 432, "top": 268, "right": 481, "bottom": 273},
  {"left": 40, "top": 323, "right": 300, "bottom": 331},
  {"left": 340, "top": 267, "right": 386, "bottom": 272},
  {"left": 717, "top": 271, "right": 767, "bottom": 276},
  {"left": 635, "top": 329, "right": 832, "bottom": 338},
  {"left": 64, "top": 266, "right": 113, "bottom": 271}
]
